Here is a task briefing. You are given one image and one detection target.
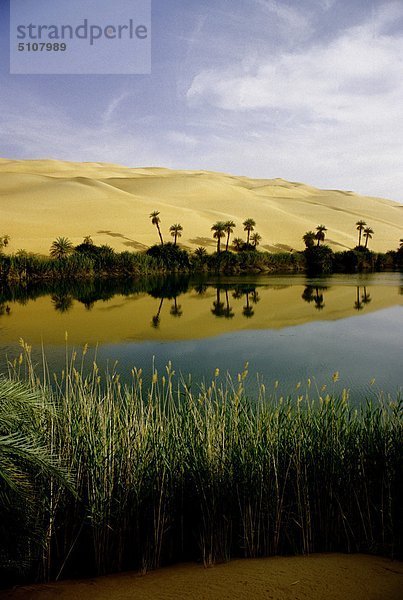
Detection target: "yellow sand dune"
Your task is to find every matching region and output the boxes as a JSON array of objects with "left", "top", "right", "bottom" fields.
[{"left": 1, "top": 158, "right": 402, "bottom": 254}]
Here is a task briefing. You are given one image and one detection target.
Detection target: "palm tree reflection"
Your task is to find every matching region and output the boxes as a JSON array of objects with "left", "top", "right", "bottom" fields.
[
  {"left": 170, "top": 297, "right": 183, "bottom": 318},
  {"left": 223, "top": 290, "right": 234, "bottom": 319},
  {"left": 211, "top": 288, "right": 226, "bottom": 318},
  {"left": 242, "top": 292, "right": 254, "bottom": 318},
  {"left": 302, "top": 286, "right": 326, "bottom": 310},
  {"left": 354, "top": 287, "right": 364, "bottom": 311},
  {"left": 354, "top": 286, "right": 372, "bottom": 311},
  {"left": 152, "top": 297, "right": 164, "bottom": 328},
  {"left": 51, "top": 294, "right": 73, "bottom": 313}
]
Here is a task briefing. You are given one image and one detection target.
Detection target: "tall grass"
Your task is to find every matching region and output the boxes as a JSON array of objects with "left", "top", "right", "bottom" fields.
[
  {"left": 1, "top": 345, "right": 402, "bottom": 585},
  {"left": 0, "top": 250, "right": 159, "bottom": 283}
]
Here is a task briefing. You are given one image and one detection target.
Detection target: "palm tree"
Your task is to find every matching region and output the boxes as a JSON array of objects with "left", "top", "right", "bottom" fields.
[
  {"left": 232, "top": 237, "right": 244, "bottom": 252},
  {"left": 243, "top": 219, "right": 256, "bottom": 245},
  {"left": 0, "top": 378, "right": 72, "bottom": 555},
  {"left": 251, "top": 232, "right": 262, "bottom": 249},
  {"left": 356, "top": 220, "right": 366, "bottom": 247},
  {"left": 194, "top": 246, "right": 208, "bottom": 263},
  {"left": 399, "top": 238, "right": 403, "bottom": 250},
  {"left": 363, "top": 227, "right": 374, "bottom": 249},
  {"left": 303, "top": 231, "right": 316, "bottom": 249},
  {"left": 83, "top": 235, "right": 94, "bottom": 246},
  {"left": 211, "top": 222, "right": 226, "bottom": 253},
  {"left": 169, "top": 224, "right": 183, "bottom": 246},
  {"left": 315, "top": 225, "right": 327, "bottom": 247},
  {"left": 49, "top": 237, "right": 73, "bottom": 259},
  {"left": 150, "top": 211, "right": 164, "bottom": 245},
  {"left": 224, "top": 220, "right": 236, "bottom": 252}
]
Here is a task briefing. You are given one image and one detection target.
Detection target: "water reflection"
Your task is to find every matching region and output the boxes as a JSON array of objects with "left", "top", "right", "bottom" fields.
[
  {"left": 301, "top": 285, "right": 374, "bottom": 313},
  {"left": 0, "top": 275, "right": 402, "bottom": 343},
  {"left": 151, "top": 298, "right": 164, "bottom": 329},
  {"left": 170, "top": 298, "right": 183, "bottom": 318},
  {"left": 301, "top": 286, "right": 327, "bottom": 311},
  {"left": 360, "top": 287, "right": 372, "bottom": 307},
  {"left": 1, "top": 275, "right": 401, "bottom": 399},
  {"left": 0, "top": 303, "right": 11, "bottom": 316},
  {"left": 51, "top": 294, "right": 73, "bottom": 313}
]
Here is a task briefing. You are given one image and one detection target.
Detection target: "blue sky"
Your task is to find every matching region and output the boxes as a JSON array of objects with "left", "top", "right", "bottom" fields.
[{"left": 1, "top": 0, "right": 402, "bottom": 200}]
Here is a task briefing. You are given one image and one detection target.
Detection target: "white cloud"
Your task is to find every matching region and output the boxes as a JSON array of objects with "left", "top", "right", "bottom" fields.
[
  {"left": 185, "top": 4, "right": 403, "bottom": 200},
  {"left": 188, "top": 9, "right": 403, "bottom": 118}
]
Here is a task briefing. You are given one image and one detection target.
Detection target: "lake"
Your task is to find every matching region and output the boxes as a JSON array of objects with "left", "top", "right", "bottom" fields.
[{"left": 1, "top": 272, "right": 402, "bottom": 400}]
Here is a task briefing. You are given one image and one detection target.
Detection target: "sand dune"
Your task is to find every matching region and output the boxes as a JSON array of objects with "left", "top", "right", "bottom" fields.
[{"left": 1, "top": 158, "right": 402, "bottom": 254}]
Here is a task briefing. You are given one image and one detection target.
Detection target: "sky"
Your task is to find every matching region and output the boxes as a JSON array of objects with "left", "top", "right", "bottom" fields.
[{"left": 0, "top": 0, "right": 402, "bottom": 201}]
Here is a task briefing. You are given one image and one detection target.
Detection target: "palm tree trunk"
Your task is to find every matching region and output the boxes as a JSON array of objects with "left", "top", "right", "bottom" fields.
[
  {"left": 365, "top": 235, "right": 368, "bottom": 249},
  {"left": 217, "top": 238, "right": 221, "bottom": 253},
  {"left": 174, "top": 233, "right": 177, "bottom": 246},
  {"left": 247, "top": 230, "right": 250, "bottom": 245},
  {"left": 358, "top": 230, "right": 362, "bottom": 246},
  {"left": 157, "top": 224, "right": 164, "bottom": 246},
  {"left": 226, "top": 232, "right": 230, "bottom": 252}
]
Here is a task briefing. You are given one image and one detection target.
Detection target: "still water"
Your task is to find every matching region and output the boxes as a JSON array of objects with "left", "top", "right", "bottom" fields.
[{"left": 1, "top": 273, "right": 402, "bottom": 399}]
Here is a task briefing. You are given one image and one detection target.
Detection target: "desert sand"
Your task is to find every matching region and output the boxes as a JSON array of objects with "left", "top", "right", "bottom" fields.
[
  {"left": 1, "top": 158, "right": 402, "bottom": 255},
  {"left": 2, "top": 554, "right": 402, "bottom": 600}
]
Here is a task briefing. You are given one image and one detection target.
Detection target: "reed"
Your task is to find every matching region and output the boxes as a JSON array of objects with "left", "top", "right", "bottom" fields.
[{"left": 1, "top": 345, "right": 402, "bottom": 585}]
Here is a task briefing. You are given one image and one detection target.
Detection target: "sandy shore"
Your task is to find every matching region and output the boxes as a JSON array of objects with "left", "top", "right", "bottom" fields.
[
  {"left": 2, "top": 554, "right": 402, "bottom": 600},
  {"left": 1, "top": 158, "right": 403, "bottom": 254}
]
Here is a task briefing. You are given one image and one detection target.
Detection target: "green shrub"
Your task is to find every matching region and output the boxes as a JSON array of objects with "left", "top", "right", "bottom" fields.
[
  {"left": 304, "top": 245, "right": 334, "bottom": 274},
  {"left": 146, "top": 243, "right": 190, "bottom": 271}
]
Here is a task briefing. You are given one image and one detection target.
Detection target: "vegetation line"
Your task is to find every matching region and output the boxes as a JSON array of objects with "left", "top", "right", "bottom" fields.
[{"left": 1, "top": 222, "right": 402, "bottom": 284}]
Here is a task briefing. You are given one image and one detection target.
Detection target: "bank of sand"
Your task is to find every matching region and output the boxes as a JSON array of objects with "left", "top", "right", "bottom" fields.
[
  {"left": 1, "top": 159, "right": 403, "bottom": 255},
  {"left": 2, "top": 555, "right": 402, "bottom": 600}
]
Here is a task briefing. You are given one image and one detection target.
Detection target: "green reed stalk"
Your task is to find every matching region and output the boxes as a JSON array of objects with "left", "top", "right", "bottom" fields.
[{"left": 1, "top": 346, "right": 402, "bottom": 584}]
